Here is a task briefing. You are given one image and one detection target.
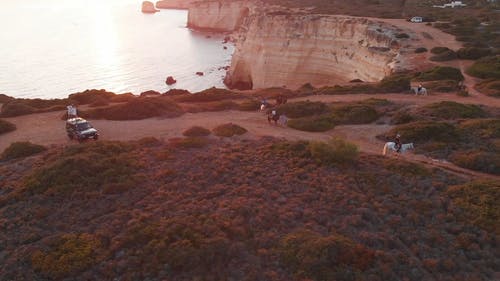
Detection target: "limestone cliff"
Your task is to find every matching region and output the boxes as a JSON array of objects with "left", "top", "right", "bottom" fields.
[
  {"left": 187, "top": 1, "right": 252, "bottom": 32},
  {"left": 225, "top": 13, "right": 410, "bottom": 90}
]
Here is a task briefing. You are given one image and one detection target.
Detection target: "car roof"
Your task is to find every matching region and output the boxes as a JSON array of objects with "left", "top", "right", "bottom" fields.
[{"left": 66, "top": 117, "right": 89, "bottom": 125}]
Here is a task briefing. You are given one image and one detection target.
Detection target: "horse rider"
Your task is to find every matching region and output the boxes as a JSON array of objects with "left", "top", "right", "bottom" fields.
[
  {"left": 395, "top": 133, "right": 402, "bottom": 153},
  {"left": 417, "top": 84, "right": 423, "bottom": 94}
]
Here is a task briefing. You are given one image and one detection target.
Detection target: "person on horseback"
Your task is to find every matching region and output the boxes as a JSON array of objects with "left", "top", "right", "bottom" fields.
[
  {"left": 395, "top": 133, "right": 402, "bottom": 153},
  {"left": 417, "top": 84, "right": 422, "bottom": 94}
]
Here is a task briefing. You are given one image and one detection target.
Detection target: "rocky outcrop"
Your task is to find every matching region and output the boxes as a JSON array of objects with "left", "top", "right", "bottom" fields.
[
  {"left": 187, "top": 1, "right": 252, "bottom": 32},
  {"left": 155, "top": 0, "right": 197, "bottom": 9},
  {"left": 224, "top": 13, "right": 411, "bottom": 90},
  {"left": 142, "top": 1, "right": 159, "bottom": 13}
]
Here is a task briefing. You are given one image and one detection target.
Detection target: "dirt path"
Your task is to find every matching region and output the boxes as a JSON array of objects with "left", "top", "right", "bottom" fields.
[{"left": 1, "top": 92, "right": 499, "bottom": 181}]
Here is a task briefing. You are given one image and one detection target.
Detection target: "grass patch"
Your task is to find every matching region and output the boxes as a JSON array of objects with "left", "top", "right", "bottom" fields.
[
  {"left": 279, "top": 229, "right": 374, "bottom": 280},
  {"left": 183, "top": 126, "right": 211, "bottom": 137},
  {"left": 475, "top": 79, "right": 500, "bottom": 98},
  {"left": 466, "top": 56, "right": 500, "bottom": 79},
  {"left": 309, "top": 138, "right": 359, "bottom": 165},
  {"left": 287, "top": 115, "right": 336, "bottom": 132},
  {"left": 277, "top": 101, "right": 329, "bottom": 118},
  {"left": 1, "top": 142, "right": 46, "bottom": 161},
  {"left": 169, "top": 137, "right": 210, "bottom": 149},
  {"left": 0, "top": 119, "right": 16, "bottom": 135},
  {"left": 416, "top": 66, "right": 464, "bottom": 81},
  {"left": 212, "top": 123, "right": 247, "bottom": 137},
  {"left": 32, "top": 233, "right": 102, "bottom": 279},
  {"left": 82, "top": 97, "right": 183, "bottom": 120},
  {"left": 447, "top": 181, "right": 500, "bottom": 234},
  {"left": 25, "top": 141, "right": 139, "bottom": 195},
  {"left": 419, "top": 101, "right": 488, "bottom": 119}
]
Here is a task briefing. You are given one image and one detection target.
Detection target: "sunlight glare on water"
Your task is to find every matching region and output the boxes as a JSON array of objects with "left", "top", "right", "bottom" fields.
[{"left": 0, "top": 0, "right": 234, "bottom": 98}]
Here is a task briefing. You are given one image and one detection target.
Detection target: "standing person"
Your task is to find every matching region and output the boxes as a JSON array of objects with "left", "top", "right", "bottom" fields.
[
  {"left": 67, "top": 104, "right": 77, "bottom": 119},
  {"left": 394, "top": 133, "right": 402, "bottom": 153}
]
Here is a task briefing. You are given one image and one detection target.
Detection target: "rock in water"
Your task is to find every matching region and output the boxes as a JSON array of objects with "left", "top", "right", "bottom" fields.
[
  {"left": 196, "top": 72, "right": 204, "bottom": 76},
  {"left": 142, "top": 1, "right": 159, "bottom": 13},
  {"left": 165, "top": 76, "right": 177, "bottom": 85}
]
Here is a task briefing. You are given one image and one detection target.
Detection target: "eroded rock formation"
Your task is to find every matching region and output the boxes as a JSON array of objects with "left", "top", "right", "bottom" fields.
[
  {"left": 188, "top": 1, "right": 414, "bottom": 90},
  {"left": 142, "top": 1, "right": 159, "bottom": 13},
  {"left": 187, "top": 1, "right": 252, "bottom": 32}
]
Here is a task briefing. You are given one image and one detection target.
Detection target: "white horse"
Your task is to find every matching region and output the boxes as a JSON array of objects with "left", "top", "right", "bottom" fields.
[
  {"left": 411, "top": 86, "right": 428, "bottom": 96},
  {"left": 382, "top": 142, "right": 414, "bottom": 155}
]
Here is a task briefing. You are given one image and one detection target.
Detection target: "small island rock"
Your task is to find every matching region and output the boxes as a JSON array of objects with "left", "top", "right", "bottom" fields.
[{"left": 165, "top": 76, "right": 177, "bottom": 85}]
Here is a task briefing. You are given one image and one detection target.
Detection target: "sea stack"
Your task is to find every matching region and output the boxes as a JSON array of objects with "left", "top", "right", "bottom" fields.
[
  {"left": 165, "top": 76, "right": 177, "bottom": 85},
  {"left": 142, "top": 1, "right": 159, "bottom": 13}
]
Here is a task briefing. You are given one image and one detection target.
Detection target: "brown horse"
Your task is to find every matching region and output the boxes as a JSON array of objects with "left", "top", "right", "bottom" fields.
[{"left": 267, "top": 110, "right": 280, "bottom": 124}]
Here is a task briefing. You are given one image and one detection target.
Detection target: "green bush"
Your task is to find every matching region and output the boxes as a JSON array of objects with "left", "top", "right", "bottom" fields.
[
  {"left": 279, "top": 229, "right": 374, "bottom": 280},
  {"left": 447, "top": 181, "right": 500, "bottom": 233},
  {"left": 25, "top": 141, "right": 138, "bottom": 195},
  {"left": 238, "top": 99, "right": 261, "bottom": 111},
  {"left": 308, "top": 138, "right": 359, "bottom": 165},
  {"left": 287, "top": 115, "right": 336, "bottom": 132},
  {"left": 378, "top": 74, "right": 411, "bottom": 92},
  {"left": 183, "top": 126, "right": 211, "bottom": 137},
  {"left": 458, "top": 119, "right": 500, "bottom": 139},
  {"left": 277, "top": 101, "right": 329, "bottom": 118},
  {"left": 212, "top": 123, "right": 247, "bottom": 137},
  {"left": 466, "top": 56, "right": 500, "bottom": 79},
  {"left": 332, "top": 105, "right": 379, "bottom": 124},
  {"left": 416, "top": 66, "right": 464, "bottom": 81},
  {"left": 68, "top": 89, "right": 116, "bottom": 105},
  {"left": 430, "top": 50, "right": 457, "bottom": 61},
  {"left": 169, "top": 137, "right": 210, "bottom": 149},
  {"left": 395, "top": 32, "right": 410, "bottom": 39},
  {"left": 386, "top": 121, "right": 458, "bottom": 143},
  {"left": 415, "top": 47, "right": 428, "bottom": 53},
  {"left": 450, "top": 150, "right": 500, "bottom": 175},
  {"left": 1, "top": 142, "right": 46, "bottom": 161},
  {"left": 475, "top": 79, "right": 500, "bottom": 97},
  {"left": 32, "top": 233, "right": 101, "bottom": 279},
  {"left": 82, "top": 97, "right": 183, "bottom": 120},
  {"left": 457, "top": 47, "right": 493, "bottom": 60},
  {"left": 431, "top": 47, "right": 451, "bottom": 54},
  {"left": 420, "top": 101, "right": 488, "bottom": 119},
  {"left": 0, "top": 119, "right": 16, "bottom": 135}
]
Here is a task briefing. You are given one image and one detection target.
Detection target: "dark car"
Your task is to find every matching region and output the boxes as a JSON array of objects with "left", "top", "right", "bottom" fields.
[{"left": 66, "top": 117, "right": 99, "bottom": 141}]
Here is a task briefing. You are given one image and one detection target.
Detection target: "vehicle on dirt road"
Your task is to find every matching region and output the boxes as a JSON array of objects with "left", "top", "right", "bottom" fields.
[{"left": 66, "top": 117, "right": 99, "bottom": 142}]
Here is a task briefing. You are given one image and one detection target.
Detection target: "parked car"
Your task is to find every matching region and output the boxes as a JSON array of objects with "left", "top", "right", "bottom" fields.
[
  {"left": 66, "top": 117, "right": 99, "bottom": 141},
  {"left": 410, "top": 16, "right": 423, "bottom": 23}
]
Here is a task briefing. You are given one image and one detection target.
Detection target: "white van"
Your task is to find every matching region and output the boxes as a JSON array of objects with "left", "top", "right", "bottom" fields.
[{"left": 410, "top": 17, "right": 423, "bottom": 23}]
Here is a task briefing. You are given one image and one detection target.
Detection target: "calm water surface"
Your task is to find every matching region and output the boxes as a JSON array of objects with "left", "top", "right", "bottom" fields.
[{"left": 0, "top": 0, "right": 234, "bottom": 99}]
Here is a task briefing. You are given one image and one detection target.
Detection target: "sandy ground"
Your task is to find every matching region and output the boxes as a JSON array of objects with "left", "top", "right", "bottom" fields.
[
  {"left": 1, "top": 92, "right": 499, "bottom": 181},
  {"left": 1, "top": 20, "right": 498, "bottom": 180}
]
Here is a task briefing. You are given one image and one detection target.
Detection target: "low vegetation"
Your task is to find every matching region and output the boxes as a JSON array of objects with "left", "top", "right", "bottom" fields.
[
  {"left": 457, "top": 47, "right": 493, "bottom": 60},
  {"left": 309, "top": 138, "right": 359, "bottom": 165},
  {"left": 475, "top": 79, "right": 500, "bottom": 97},
  {"left": 466, "top": 56, "right": 500, "bottom": 79},
  {"left": 0, "top": 142, "right": 46, "bottom": 161},
  {"left": 277, "top": 101, "right": 329, "bottom": 118},
  {"left": 212, "top": 123, "right": 247, "bottom": 137},
  {"left": 0, "top": 119, "right": 16, "bottom": 135},
  {"left": 168, "top": 137, "right": 210, "bottom": 149},
  {"left": 418, "top": 101, "right": 488, "bottom": 120},
  {"left": 68, "top": 89, "right": 116, "bottom": 105},
  {"left": 182, "top": 126, "right": 211, "bottom": 137},
  {"left": 415, "top": 66, "right": 464, "bottom": 81}
]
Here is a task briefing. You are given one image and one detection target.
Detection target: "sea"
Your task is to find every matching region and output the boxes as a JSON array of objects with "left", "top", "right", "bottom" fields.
[{"left": 0, "top": 0, "right": 234, "bottom": 99}]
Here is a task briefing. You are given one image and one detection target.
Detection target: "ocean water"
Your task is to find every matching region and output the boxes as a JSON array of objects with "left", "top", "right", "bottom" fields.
[{"left": 0, "top": 0, "right": 234, "bottom": 99}]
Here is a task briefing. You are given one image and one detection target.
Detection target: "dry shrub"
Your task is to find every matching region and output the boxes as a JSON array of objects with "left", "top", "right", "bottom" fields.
[
  {"left": 174, "top": 88, "right": 240, "bottom": 103},
  {"left": 68, "top": 89, "right": 116, "bottom": 105},
  {"left": 378, "top": 74, "right": 411, "bottom": 92},
  {"left": 430, "top": 47, "right": 451, "bottom": 54},
  {"left": 457, "top": 47, "right": 493, "bottom": 60},
  {"left": 430, "top": 50, "right": 457, "bottom": 61},
  {"left": 466, "top": 56, "right": 500, "bottom": 79},
  {"left": 384, "top": 121, "right": 458, "bottom": 143},
  {"left": 414, "top": 47, "right": 428, "bottom": 53},
  {"left": 0, "top": 119, "right": 16, "bottom": 135},
  {"left": 447, "top": 181, "right": 500, "bottom": 234},
  {"left": 136, "top": 137, "right": 163, "bottom": 147},
  {"left": 25, "top": 141, "right": 139, "bottom": 195},
  {"left": 419, "top": 101, "right": 488, "bottom": 119},
  {"left": 82, "top": 97, "right": 183, "bottom": 120},
  {"left": 1, "top": 142, "right": 46, "bottom": 161},
  {"left": 309, "top": 138, "right": 358, "bottom": 165},
  {"left": 475, "top": 79, "right": 500, "bottom": 97},
  {"left": 183, "top": 126, "right": 211, "bottom": 137},
  {"left": 169, "top": 137, "right": 210, "bottom": 149},
  {"left": 416, "top": 66, "right": 464, "bottom": 81},
  {"left": 31, "top": 233, "right": 102, "bottom": 279},
  {"left": 238, "top": 99, "right": 261, "bottom": 111},
  {"left": 331, "top": 104, "right": 379, "bottom": 124},
  {"left": 422, "top": 80, "right": 458, "bottom": 92},
  {"left": 287, "top": 115, "right": 336, "bottom": 132},
  {"left": 449, "top": 150, "right": 499, "bottom": 175},
  {"left": 458, "top": 119, "right": 500, "bottom": 139},
  {"left": 277, "top": 101, "right": 329, "bottom": 118},
  {"left": 279, "top": 229, "right": 374, "bottom": 280},
  {"left": 212, "top": 123, "right": 247, "bottom": 137},
  {"left": 270, "top": 140, "right": 311, "bottom": 158},
  {"left": 391, "top": 111, "right": 415, "bottom": 125}
]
